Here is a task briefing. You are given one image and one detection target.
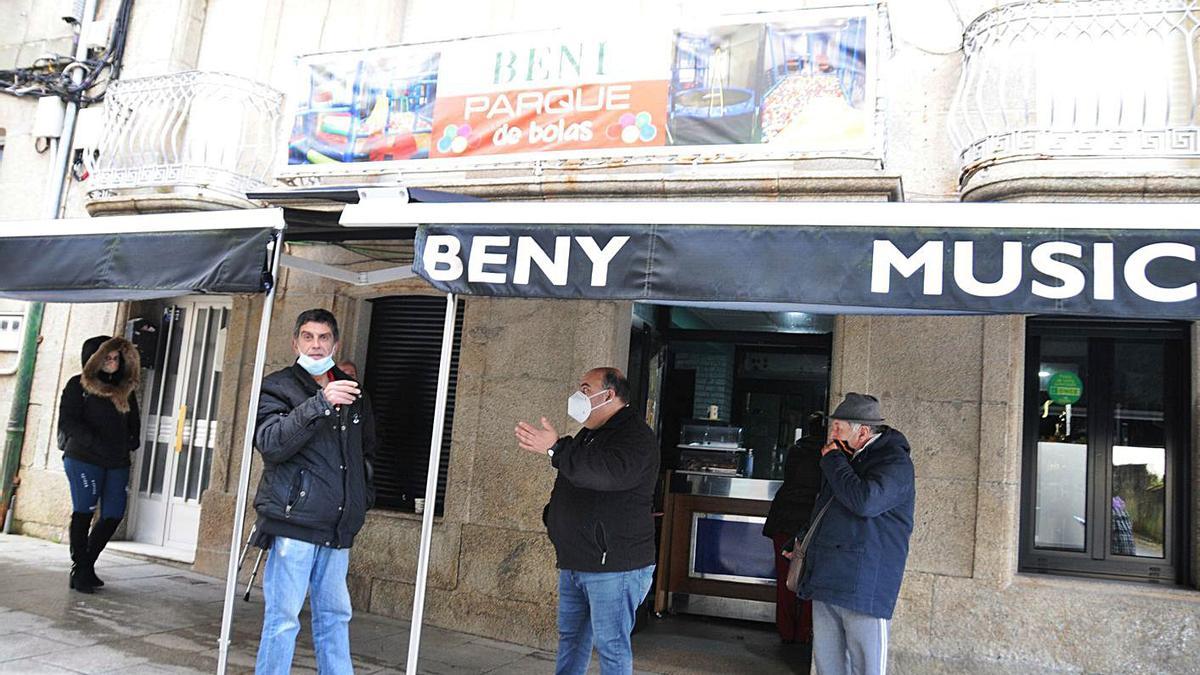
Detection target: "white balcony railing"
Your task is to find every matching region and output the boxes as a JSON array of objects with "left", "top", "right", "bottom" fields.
[
  {"left": 87, "top": 71, "right": 283, "bottom": 202},
  {"left": 948, "top": 0, "right": 1200, "bottom": 184}
]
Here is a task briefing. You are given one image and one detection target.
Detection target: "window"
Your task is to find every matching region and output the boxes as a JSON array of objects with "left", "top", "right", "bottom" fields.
[
  {"left": 363, "top": 295, "right": 465, "bottom": 515},
  {"left": 1020, "top": 319, "right": 1190, "bottom": 583}
]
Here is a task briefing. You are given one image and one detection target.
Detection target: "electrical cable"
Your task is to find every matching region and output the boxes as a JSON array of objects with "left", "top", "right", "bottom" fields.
[{"left": 0, "top": 0, "right": 133, "bottom": 105}]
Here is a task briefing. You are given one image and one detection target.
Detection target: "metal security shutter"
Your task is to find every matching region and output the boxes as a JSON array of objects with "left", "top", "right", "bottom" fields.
[{"left": 364, "top": 295, "right": 465, "bottom": 515}]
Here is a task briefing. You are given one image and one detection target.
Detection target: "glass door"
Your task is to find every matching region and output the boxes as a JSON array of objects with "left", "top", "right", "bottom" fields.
[{"left": 130, "top": 299, "right": 230, "bottom": 553}]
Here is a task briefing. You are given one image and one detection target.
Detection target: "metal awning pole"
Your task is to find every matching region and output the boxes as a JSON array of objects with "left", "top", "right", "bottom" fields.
[
  {"left": 217, "top": 233, "right": 283, "bottom": 674},
  {"left": 406, "top": 292, "right": 457, "bottom": 675}
]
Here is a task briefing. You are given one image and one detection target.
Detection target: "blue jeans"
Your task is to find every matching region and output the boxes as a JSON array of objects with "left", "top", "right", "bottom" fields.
[
  {"left": 62, "top": 457, "right": 129, "bottom": 519},
  {"left": 556, "top": 564, "right": 655, "bottom": 675},
  {"left": 256, "top": 536, "right": 353, "bottom": 675}
]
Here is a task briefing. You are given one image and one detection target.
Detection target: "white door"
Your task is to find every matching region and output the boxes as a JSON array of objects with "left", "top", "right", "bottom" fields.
[{"left": 130, "top": 299, "right": 230, "bottom": 554}]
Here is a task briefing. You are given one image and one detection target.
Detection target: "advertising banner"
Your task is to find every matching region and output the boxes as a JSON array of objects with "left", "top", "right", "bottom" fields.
[
  {"left": 285, "top": 7, "right": 877, "bottom": 168},
  {"left": 411, "top": 224, "right": 1200, "bottom": 319}
]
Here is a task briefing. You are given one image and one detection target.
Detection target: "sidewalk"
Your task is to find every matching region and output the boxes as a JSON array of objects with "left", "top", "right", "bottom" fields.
[{"left": 0, "top": 534, "right": 808, "bottom": 674}]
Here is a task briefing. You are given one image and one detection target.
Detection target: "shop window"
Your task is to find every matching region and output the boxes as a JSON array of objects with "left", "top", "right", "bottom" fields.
[
  {"left": 363, "top": 295, "right": 465, "bottom": 516},
  {"left": 1020, "top": 319, "right": 1190, "bottom": 583}
]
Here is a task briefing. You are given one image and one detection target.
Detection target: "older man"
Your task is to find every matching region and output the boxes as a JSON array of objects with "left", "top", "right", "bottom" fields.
[
  {"left": 515, "top": 367, "right": 659, "bottom": 675},
  {"left": 795, "top": 393, "right": 915, "bottom": 675}
]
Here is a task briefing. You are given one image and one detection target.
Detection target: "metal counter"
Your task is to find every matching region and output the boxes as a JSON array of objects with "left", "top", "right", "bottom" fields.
[
  {"left": 661, "top": 471, "right": 782, "bottom": 623},
  {"left": 671, "top": 472, "right": 782, "bottom": 501}
]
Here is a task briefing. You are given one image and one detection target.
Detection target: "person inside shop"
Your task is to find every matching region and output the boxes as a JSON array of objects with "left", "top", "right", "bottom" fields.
[
  {"left": 514, "top": 367, "right": 659, "bottom": 675},
  {"left": 337, "top": 360, "right": 358, "bottom": 380},
  {"left": 793, "top": 393, "right": 915, "bottom": 675},
  {"left": 251, "top": 309, "right": 376, "bottom": 675},
  {"left": 762, "top": 411, "right": 825, "bottom": 644},
  {"left": 57, "top": 335, "right": 142, "bottom": 594}
]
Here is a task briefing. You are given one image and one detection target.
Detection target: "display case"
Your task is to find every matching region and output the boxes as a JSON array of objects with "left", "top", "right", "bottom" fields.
[{"left": 677, "top": 422, "right": 747, "bottom": 475}]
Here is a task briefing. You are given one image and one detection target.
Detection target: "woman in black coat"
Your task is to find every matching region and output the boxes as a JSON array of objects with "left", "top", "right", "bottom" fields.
[
  {"left": 58, "top": 335, "right": 140, "bottom": 593},
  {"left": 762, "top": 412, "right": 825, "bottom": 643}
]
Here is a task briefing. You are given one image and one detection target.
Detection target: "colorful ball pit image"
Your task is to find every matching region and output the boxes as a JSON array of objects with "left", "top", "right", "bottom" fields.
[
  {"left": 605, "top": 111, "right": 658, "bottom": 145},
  {"left": 437, "top": 124, "right": 477, "bottom": 154},
  {"left": 288, "top": 49, "right": 440, "bottom": 165}
]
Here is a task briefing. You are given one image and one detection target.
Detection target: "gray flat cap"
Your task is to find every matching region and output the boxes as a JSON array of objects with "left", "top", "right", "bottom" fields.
[{"left": 827, "top": 392, "right": 885, "bottom": 424}]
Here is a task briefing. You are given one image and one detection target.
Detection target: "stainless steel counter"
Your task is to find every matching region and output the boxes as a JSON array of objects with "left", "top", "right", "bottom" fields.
[{"left": 671, "top": 472, "right": 782, "bottom": 501}]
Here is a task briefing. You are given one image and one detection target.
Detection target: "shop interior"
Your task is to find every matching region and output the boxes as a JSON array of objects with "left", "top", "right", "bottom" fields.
[{"left": 627, "top": 303, "right": 832, "bottom": 640}]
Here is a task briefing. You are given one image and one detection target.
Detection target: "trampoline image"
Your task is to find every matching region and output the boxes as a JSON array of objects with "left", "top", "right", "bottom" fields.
[{"left": 668, "top": 26, "right": 766, "bottom": 146}]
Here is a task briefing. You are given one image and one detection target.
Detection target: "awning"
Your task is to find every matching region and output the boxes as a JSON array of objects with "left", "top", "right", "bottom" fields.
[
  {"left": 391, "top": 201, "right": 1200, "bottom": 320},
  {"left": 0, "top": 209, "right": 284, "bottom": 302}
]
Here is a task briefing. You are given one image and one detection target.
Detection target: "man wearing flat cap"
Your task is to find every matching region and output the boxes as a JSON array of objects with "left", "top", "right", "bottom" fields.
[{"left": 794, "top": 393, "right": 914, "bottom": 675}]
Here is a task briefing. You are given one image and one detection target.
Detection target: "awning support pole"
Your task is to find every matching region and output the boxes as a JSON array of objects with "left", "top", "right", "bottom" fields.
[
  {"left": 406, "top": 292, "right": 457, "bottom": 675},
  {"left": 217, "top": 233, "right": 283, "bottom": 674}
]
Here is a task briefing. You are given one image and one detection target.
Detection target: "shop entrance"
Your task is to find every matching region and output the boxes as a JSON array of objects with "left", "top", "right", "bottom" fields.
[{"left": 629, "top": 304, "right": 831, "bottom": 629}]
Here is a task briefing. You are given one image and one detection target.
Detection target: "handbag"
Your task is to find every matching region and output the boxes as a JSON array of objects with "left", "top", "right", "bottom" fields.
[{"left": 785, "top": 498, "right": 834, "bottom": 592}]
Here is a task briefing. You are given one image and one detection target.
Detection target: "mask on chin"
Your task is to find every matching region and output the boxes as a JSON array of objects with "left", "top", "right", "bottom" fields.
[{"left": 297, "top": 353, "right": 335, "bottom": 376}]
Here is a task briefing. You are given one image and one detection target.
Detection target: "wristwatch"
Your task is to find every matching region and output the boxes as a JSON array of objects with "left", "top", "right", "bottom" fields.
[{"left": 546, "top": 446, "right": 555, "bottom": 458}]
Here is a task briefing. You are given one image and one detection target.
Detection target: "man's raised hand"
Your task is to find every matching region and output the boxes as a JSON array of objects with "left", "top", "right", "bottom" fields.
[{"left": 515, "top": 417, "right": 559, "bottom": 455}]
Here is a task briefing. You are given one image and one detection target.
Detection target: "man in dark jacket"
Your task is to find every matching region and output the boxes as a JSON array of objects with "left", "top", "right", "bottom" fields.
[
  {"left": 515, "top": 367, "right": 659, "bottom": 675},
  {"left": 796, "top": 393, "right": 914, "bottom": 675},
  {"left": 252, "top": 309, "right": 376, "bottom": 675}
]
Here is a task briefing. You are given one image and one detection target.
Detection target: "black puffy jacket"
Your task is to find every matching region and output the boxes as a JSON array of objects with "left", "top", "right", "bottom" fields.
[
  {"left": 544, "top": 406, "right": 660, "bottom": 572},
  {"left": 253, "top": 363, "right": 376, "bottom": 549},
  {"left": 58, "top": 335, "right": 141, "bottom": 469}
]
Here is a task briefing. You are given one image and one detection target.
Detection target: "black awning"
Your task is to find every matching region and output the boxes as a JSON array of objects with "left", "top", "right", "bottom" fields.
[
  {"left": 0, "top": 212, "right": 281, "bottom": 303},
  {"left": 412, "top": 223, "right": 1200, "bottom": 319}
]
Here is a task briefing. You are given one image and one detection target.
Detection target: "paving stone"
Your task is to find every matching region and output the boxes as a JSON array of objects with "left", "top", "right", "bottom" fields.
[{"left": 0, "top": 634, "right": 75, "bottom": 664}]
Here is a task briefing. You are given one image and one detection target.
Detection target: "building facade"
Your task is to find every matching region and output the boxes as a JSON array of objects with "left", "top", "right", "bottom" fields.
[{"left": 2, "top": 1, "right": 1200, "bottom": 672}]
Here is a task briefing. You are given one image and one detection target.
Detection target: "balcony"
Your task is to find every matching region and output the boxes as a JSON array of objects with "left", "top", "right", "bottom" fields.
[
  {"left": 85, "top": 71, "right": 283, "bottom": 215},
  {"left": 948, "top": 1, "right": 1200, "bottom": 200}
]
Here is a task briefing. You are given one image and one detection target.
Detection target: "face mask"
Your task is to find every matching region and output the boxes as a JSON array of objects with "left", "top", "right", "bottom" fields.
[
  {"left": 567, "top": 389, "right": 612, "bottom": 424},
  {"left": 297, "top": 353, "right": 335, "bottom": 376}
]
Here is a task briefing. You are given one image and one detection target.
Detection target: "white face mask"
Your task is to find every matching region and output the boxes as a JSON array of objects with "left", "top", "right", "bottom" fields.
[
  {"left": 567, "top": 389, "right": 612, "bottom": 424},
  {"left": 297, "top": 353, "right": 335, "bottom": 376}
]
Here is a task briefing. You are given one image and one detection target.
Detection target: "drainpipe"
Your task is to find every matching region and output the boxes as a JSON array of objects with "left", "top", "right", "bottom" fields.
[{"left": 0, "top": 0, "right": 98, "bottom": 532}]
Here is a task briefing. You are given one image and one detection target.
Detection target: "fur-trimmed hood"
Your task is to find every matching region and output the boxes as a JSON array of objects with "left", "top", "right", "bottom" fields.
[{"left": 81, "top": 336, "right": 140, "bottom": 414}]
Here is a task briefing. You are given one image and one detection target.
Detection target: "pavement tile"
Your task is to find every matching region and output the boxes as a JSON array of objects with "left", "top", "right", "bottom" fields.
[
  {"left": 36, "top": 643, "right": 151, "bottom": 673},
  {"left": 0, "top": 658, "right": 82, "bottom": 673},
  {"left": 422, "top": 640, "right": 528, "bottom": 672},
  {"left": 482, "top": 651, "right": 557, "bottom": 674},
  {"left": 467, "top": 636, "right": 536, "bottom": 656},
  {"left": 0, "top": 635, "right": 76, "bottom": 664}
]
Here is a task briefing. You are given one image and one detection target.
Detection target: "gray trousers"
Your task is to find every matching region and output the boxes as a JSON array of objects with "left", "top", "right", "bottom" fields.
[{"left": 811, "top": 600, "right": 890, "bottom": 675}]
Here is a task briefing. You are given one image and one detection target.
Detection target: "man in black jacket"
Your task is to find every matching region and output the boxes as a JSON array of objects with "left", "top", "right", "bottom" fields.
[
  {"left": 252, "top": 309, "right": 376, "bottom": 675},
  {"left": 516, "top": 367, "right": 659, "bottom": 675}
]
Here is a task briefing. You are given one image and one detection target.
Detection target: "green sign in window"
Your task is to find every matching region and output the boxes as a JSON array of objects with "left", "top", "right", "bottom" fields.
[{"left": 1047, "top": 371, "right": 1083, "bottom": 405}]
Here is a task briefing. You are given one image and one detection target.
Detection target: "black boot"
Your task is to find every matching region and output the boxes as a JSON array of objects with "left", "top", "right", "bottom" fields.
[
  {"left": 85, "top": 517, "right": 121, "bottom": 588},
  {"left": 68, "top": 512, "right": 96, "bottom": 594}
]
